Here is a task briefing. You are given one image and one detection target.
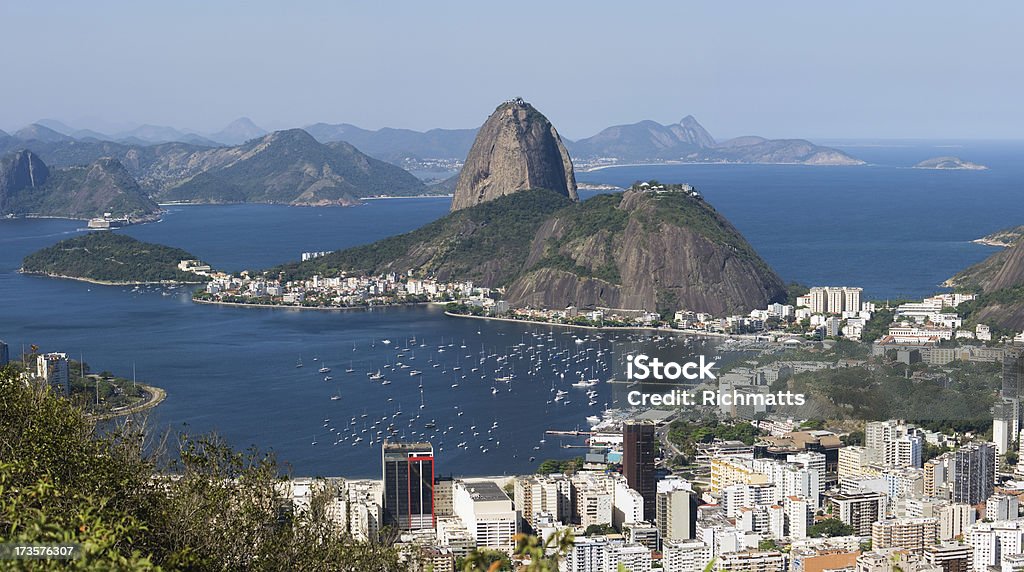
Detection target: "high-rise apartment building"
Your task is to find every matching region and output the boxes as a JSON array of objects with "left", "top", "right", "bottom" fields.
[
  {"left": 623, "top": 422, "right": 656, "bottom": 521},
  {"left": 382, "top": 441, "right": 434, "bottom": 530},
  {"left": 36, "top": 352, "right": 69, "bottom": 395},
  {"left": 953, "top": 442, "right": 995, "bottom": 505}
]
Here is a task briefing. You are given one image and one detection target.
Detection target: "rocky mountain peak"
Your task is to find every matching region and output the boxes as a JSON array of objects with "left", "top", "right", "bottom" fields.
[
  {"left": 450, "top": 99, "right": 577, "bottom": 212},
  {"left": 1, "top": 149, "right": 50, "bottom": 191},
  {"left": 675, "top": 115, "right": 716, "bottom": 148}
]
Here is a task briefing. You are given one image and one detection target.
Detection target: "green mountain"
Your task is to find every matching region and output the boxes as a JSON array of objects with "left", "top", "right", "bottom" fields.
[
  {"left": 21, "top": 232, "right": 207, "bottom": 284},
  {"left": 0, "top": 150, "right": 159, "bottom": 219},
  {"left": 157, "top": 129, "right": 426, "bottom": 205},
  {"left": 278, "top": 184, "right": 786, "bottom": 316},
  {"left": 278, "top": 188, "right": 574, "bottom": 286}
]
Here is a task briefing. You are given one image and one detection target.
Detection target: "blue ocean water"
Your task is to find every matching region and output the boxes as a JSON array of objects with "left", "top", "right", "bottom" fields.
[
  {"left": 577, "top": 140, "right": 1024, "bottom": 300},
  {"left": 1, "top": 142, "right": 1021, "bottom": 476}
]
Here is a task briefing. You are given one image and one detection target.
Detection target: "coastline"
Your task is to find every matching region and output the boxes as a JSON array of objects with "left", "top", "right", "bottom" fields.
[
  {"left": 192, "top": 297, "right": 439, "bottom": 311},
  {"left": 158, "top": 194, "right": 452, "bottom": 207},
  {"left": 19, "top": 270, "right": 205, "bottom": 287},
  {"left": 2, "top": 212, "right": 164, "bottom": 226},
  {"left": 86, "top": 383, "right": 166, "bottom": 421},
  {"left": 973, "top": 238, "right": 1014, "bottom": 248},
  {"left": 363, "top": 194, "right": 453, "bottom": 200},
  {"left": 442, "top": 311, "right": 767, "bottom": 340},
  {"left": 579, "top": 159, "right": 865, "bottom": 172}
]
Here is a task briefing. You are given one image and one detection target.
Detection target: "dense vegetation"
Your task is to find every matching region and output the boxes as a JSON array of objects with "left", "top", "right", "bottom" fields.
[
  {"left": 789, "top": 360, "right": 998, "bottom": 432},
  {"left": 860, "top": 307, "right": 896, "bottom": 342},
  {"left": 275, "top": 188, "right": 575, "bottom": 284},
  {"left": 535, "top": 457, "right": 585, "bottom": 475},
  {"left": 526, "top": 192, "right": 626, "bottom": 283},
  {"left": 0, "top": 363, "right": 406, "bottom": 570},
  {"left": 667, "top": 419, "right": 761, "bottom": 464},
  {"left": 22, "top": 232, "right": 208, "bottom": 284},
  {"left": 808, "top": 518, "right": 855, "bottom": 538}
]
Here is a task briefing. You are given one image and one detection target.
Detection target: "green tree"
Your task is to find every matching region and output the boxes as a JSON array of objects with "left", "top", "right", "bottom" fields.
[
  {"left": 808, "top": 518, "right": 855, "bottom": 538},
  {"left": 0, "top": 363, "right": 405, "bottom": 571}
]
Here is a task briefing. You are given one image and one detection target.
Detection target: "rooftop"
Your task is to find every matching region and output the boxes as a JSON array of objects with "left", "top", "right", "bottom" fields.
[{"left": 462, "top": 481, "right": 510, "bottom": 503}]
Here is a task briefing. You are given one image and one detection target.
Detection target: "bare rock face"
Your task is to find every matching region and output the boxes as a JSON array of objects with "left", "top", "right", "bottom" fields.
[
  {"left": 451, "top": 98, "right": 577, "bottom": 212},
  {"left": 504, "top": 185, "right": 787, "bottom": 315}
]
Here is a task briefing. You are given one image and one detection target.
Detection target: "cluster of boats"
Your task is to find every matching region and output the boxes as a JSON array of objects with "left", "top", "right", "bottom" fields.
[{"left": 298, "top": 329, "right": 722, "bottom": 458}]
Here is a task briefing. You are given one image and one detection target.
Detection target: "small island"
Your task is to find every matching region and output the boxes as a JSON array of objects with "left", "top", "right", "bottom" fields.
[
  {"left": 21, "top": 232, "right": 211, "bottom": 285},
  {"left": 912, "top": 156, "right": 988, "bottom": 170}
]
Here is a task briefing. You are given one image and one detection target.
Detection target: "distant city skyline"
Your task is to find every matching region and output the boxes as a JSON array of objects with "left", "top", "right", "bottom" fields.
[{"left": 1, "top": 1, "right": 1021, "bottom": 140}]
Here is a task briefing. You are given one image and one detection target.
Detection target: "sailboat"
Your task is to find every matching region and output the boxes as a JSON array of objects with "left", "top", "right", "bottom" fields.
[
  {"left": 330, "top": 394, "right": 341, "bottom": 401},
  {"left": 296, "top": 356, "right": 304, "bottom": 368},
  {"left": 345, "top": 361, "right": 355, "bottom": 373}
]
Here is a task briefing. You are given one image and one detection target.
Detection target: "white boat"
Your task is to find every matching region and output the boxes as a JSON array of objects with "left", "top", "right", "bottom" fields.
[
  {"left": 381, "top": 339, "right": 392, "bottom": 345},
  {"left": 319, "top": 366, "right": 331, "bottom": 373},
  {"left": 331, "top": 394, "right": 341, "bottom": 401}
]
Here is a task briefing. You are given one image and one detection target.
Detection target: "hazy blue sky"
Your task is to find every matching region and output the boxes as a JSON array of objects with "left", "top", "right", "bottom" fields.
[{"left": 1, "top": 1, "right": 1021, "bottom": 139}]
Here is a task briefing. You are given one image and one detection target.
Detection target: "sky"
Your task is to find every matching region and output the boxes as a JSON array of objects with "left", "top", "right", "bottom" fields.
[{"left": 1, "top": 1, "right": 1021, "bottom": 140}]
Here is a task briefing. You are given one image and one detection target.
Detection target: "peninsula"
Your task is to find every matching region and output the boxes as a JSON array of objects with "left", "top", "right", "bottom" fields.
[
  {"left": 201, "top": 100, "right": 787, "bottom": 320},
  {"left": 21, "top": 232, "right": 211, "bottom": 285}
]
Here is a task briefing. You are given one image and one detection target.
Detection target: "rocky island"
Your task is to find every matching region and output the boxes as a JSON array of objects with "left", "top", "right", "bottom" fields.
[
  {"left": 21, "top": 232, "right": 211, "bottom": 285},
  {"left": 567, "top": 115, "right": 864, "bottom": 168},
  {"left": 912, "top": 156, "right": 988, "bottom": 170}
]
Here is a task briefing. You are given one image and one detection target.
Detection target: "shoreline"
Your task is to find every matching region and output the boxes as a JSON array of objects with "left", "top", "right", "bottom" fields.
[
  {"left": 2, "top": 213, "right": 164, "bottom": 226},
  {"left": 442, "top": 311, "right": 766, "bottom": 340},
  {"left": 192, "top": 297, "right": 440, "bottom": 311},
  {"left": 87, "top": 383, "right": 166, "bottom": 421},
  {"left": 20, "top": 270, "right": 205, "bottom": 287},
  {"left": 973, "top": 238, "right": 1015, "bottom": 248},
  {"left": 363, "top": 194, "right": 452, "bottom": 200},
  {"left": 580, "top": 159, "right": 865, "bottom": 172}
]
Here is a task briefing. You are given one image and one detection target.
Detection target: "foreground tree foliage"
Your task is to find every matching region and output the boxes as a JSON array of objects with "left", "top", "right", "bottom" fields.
[{"left": 0, "top": 364, "right": 404, "bottom": 570}]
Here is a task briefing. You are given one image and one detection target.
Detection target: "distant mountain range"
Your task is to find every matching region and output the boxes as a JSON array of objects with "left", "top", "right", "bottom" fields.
[
  {"left": 566, "top": 116, "right": 863, "bottom": 166},
  {"left": 5, "top": 114, "right": 864, "bottom": 167},
  {"left": 0, "top": 128, "right": 427, "bottom": 216}
]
